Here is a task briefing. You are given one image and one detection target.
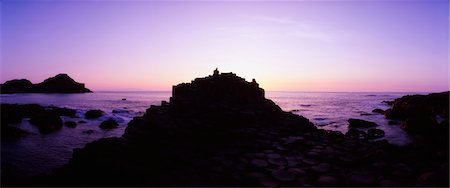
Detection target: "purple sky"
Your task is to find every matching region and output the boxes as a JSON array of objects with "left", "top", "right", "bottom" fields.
[{"left": 1, "top": 0, "right": 448, "bottom": 92}]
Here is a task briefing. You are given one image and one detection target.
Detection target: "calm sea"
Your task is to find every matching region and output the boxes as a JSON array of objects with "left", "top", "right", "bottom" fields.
[{"left": 1, "top": 91, "right": 423, "bottom": 179}]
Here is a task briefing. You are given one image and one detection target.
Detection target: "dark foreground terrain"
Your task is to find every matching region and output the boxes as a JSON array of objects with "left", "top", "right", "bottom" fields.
[{"left": 2, "top": 71, "right": 449, "bottom": 187}]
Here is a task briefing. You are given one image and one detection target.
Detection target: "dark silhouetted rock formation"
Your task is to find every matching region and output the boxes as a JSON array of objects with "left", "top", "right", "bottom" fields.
[
  {"left": 1, "top": 104, "right": 78, "bottom": 134},
  {"left": 383, "top": 92, "right": 449, "bottom": 144},
  {"left": 14, "top": 71, "right": 448, "bottom": 187},
  {"left": 0, "top": 74, "right": 91, "bottom": 94},
  {"left": 0, "top": 79, "right": 34, "bottom": 93}
]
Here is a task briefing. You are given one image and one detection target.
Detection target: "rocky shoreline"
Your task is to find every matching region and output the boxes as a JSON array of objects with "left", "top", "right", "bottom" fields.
[{"left": 1, "top": 71, "right": 448, "bottom": 186}]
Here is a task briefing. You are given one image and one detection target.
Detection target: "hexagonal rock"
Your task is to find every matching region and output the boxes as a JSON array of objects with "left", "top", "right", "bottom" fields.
[
  {"left": 250, "top": 159, "right": 269, "bottom": 168},
  {"left": 271, "top": 169, "right": 296, "bottom": 182},
  {"left": 317, "top": 175, "right": 339, "bottom": 186}
]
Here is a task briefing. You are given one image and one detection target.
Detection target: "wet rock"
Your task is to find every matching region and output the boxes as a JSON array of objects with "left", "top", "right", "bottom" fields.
[
  {"left": 367, "top": 128, "right": 385, "bottom": 139},
  {"left": 64, "top": 121, "right": 77, "bottom": 128},
  {"left": 271, "top": 169, "right": 296, "bottom": 182},
  {"left": 29, "top": 110, "right": 63, "bottom": 133},
  {"left": 372, "top": 109, "right": 385, "bottom": 114},
  {"left": 99, "top": 118, "right": 119, "bottom": 129},
  {"left": 360, "top": 113, "right": 374, "bottom": 116},
  {"left": 348, "top": 119, "right": 378, "bottom": 128},
  {"left": 49, "top": 106, "right": 77, "bottom": 117},
  {"left": 78, "top": 120, "right": 87, "bottom": 124},
  {"left": 85, "top": 110, "right": 104, "bottom": 119}
]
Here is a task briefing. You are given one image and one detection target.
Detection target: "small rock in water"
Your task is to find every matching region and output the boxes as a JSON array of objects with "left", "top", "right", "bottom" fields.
[
  {"left": 372, "top": 109, "right": 385, "bottom": 114},
  {"left": 78, "top": 120, "right": 87, "bottom": 124},
  {"left": 121, "top": 98, "right": 126, "bottom": 100},
  {"left": 29, "top": 110, "right": 63, "bottom": 133},
  {"left": 64, "top": 121, "right": 77, "bottom": 128},
  {"left": 99, "top": 118, "right": 119, "bottom": 129},
  {"left": 85, "top": 109, "right": 104, "bottom": 119},
  {"left": 348, "top": 118, "right": 378, "bottom": 128}
]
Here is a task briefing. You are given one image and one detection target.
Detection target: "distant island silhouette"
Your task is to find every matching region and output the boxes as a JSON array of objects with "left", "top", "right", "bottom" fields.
[{"left": 0, "top": 74, "right": 91, "bottom": 94}]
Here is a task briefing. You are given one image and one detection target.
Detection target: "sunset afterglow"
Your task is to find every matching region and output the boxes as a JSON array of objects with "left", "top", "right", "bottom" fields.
[{"left": 2, "top": 1, "right": 448, "bottom": 92}]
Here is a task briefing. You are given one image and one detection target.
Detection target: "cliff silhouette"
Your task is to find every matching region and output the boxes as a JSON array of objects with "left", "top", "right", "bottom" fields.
[{"left": 0, "top": 74, "right": 91, "bottom": 94}]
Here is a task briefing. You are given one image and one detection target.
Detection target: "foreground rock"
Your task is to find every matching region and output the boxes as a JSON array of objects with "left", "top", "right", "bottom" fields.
[
  {"left": 0, "top": 74, "right": 91, "bottom": 94},
  {"left": 13, "top": 71, "right": 448, "bottom": 187}
]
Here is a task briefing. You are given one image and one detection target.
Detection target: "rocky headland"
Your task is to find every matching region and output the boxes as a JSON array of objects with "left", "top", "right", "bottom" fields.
[
  {"left": 11, "top": 71, "right": 441, "bottom": 187},
  {"left": 0, "top": 74, "right": 91, "bottom": 94}
]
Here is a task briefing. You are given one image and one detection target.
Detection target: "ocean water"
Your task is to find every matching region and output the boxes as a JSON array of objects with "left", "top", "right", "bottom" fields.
[{"left": 1, "top": 91, "right": 422, "bottom": 179}]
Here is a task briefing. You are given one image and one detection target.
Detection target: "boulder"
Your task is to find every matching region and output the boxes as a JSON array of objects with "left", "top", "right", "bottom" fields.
[
  {"left": 99, "top": 118, "right": 119, "bottom": 129},
  {"left": 49, "top": 106, "right": 77, "bottom": 117},
  {"left": 372, "top": 109, "right": 385, "bottom": 114},
  {"left": 85, "top": 110, "right": 104, "bottom": 119},
  {"left": 29, "top": 110, "right": 63, "bottom": 133},
  {"left": 64, "top": 121, "right": 77, "bottom": 128},
  {"left": 348, "top": 119, "right": 378, "bottom": 128}
]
